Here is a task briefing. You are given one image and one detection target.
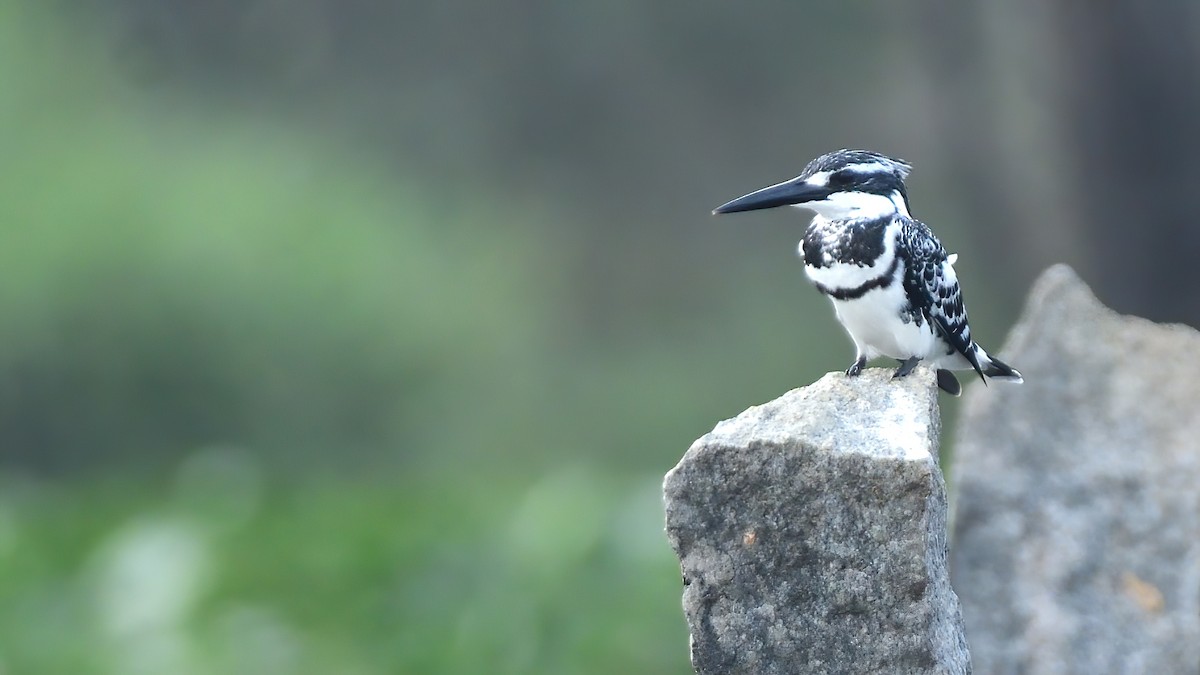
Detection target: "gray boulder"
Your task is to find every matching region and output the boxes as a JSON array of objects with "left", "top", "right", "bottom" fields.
[
  {"left": 664, "top": 367, "right": 971, "bottom": 675},
  {"left": 951, "top": 264, "right": 1200, "bottom": 674}
]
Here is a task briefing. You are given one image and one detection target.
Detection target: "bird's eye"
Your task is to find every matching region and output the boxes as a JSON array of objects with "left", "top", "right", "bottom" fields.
[{"left": 828, "top": 170, "right": 855, "bottom": 188}]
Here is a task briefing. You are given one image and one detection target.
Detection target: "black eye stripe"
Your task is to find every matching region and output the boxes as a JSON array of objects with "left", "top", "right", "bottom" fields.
[{"left": 829, "top": 170, "right": 856, "bottom": 187}]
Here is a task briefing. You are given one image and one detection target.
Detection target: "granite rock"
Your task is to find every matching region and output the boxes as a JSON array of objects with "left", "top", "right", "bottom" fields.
[
  {"left": 665, "top": 367, "right": 970, "bottom": 675},
  {"left": 951, "top": 264, "right": 1200, "bottom": 674}
]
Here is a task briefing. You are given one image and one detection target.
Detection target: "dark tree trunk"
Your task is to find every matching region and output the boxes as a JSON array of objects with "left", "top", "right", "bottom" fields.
[{"left": 910, "top": 0, "right": 1200, "bottom": 326}]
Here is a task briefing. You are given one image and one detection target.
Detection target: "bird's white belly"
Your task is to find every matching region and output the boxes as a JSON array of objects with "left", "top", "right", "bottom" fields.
[{"left": 829, "top": 284, "right": 937, "bottom": 360}]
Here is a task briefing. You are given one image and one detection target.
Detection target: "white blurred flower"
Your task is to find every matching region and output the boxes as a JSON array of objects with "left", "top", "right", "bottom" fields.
[{"left": 88, "top": 517, "right": 211, "bottom": 674}]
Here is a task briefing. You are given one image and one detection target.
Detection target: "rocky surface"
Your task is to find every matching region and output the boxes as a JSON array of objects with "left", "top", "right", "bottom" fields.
[
  {"left": 664, "top": 367, "right": 970, "bottom": 675},
  {"left": 951, "top": 264, "right": 1200, "bottom": 674}
]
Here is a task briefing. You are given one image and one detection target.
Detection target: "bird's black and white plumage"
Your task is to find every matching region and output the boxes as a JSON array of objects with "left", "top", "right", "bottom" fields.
[{"left": 713, "top": 149, "right": 1021, "bottom": 395}]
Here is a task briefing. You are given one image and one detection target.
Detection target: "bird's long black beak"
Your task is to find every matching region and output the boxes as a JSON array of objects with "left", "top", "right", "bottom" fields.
[{"left": 712, "top": 178, "right": 830, "bottom": 215}]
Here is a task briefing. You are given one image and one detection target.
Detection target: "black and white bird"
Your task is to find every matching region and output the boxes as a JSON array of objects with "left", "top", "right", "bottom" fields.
[{"left": 713, "top": 149, "right": 1021, "bottom": 396}]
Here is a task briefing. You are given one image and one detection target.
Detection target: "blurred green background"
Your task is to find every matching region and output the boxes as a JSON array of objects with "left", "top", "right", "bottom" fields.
[{"left": 3, "top": 2, "right": 1198, "bottom": 673}]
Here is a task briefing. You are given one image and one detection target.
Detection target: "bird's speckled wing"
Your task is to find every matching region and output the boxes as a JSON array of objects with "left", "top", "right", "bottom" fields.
[{"left": 897, "top": 218, "right": 984, "bottom": 378}]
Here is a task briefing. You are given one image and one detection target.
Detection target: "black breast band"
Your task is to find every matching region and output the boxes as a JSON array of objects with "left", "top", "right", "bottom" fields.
[{"left": 813, "top": 255, "right": 900, "bottom": 300}]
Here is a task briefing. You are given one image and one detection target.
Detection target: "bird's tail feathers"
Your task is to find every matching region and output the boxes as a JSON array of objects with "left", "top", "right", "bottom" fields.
[{"left": 978, "top": 349, "right": 1023, "bottom": 384}]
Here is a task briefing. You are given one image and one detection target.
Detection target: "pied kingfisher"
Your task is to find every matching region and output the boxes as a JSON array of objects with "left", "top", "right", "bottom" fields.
[{"left": 713, "top": 149, "right": 1022, "bottom": 396}]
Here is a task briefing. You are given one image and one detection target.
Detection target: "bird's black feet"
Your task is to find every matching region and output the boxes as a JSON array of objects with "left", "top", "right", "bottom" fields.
[
  {"left": 893, "top": 356, "right": 922, "bottom": 378},
  {"left": 936, "top": 369, "right": 962, "bottom": 396},
  {"left": 845, "top": 356, "right": 867, "bottom": 377}
]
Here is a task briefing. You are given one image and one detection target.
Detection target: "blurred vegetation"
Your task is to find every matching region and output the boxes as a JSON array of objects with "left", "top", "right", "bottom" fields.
[
  {"left": 0, "top": 4, "right": 844, "bottom": 673},
  {"left": 0, "top": 5, "right": 691, "bottom": 673},
  {"left": 0, "top": 7, "right": 549, "bottom": 474},
  {"left": 0, "top": 463, "right": 682, "bottom": 674}
]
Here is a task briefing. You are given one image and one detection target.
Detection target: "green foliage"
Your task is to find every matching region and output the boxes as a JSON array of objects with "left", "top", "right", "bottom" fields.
[
  {"left": 0, "top": 4, "right": 559, "bottom": 471},
  {"left": 0, "top": 6, "right": 864, "bottom": 672},
  {"left": 0, "top": 3, "right": 847, "bottom": 476},
  {"left": 0, "top": 7, "right": 701, "bottom": 671},
  {"left": 0, "top": 464, "right": 690, "bottom": 674}
]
